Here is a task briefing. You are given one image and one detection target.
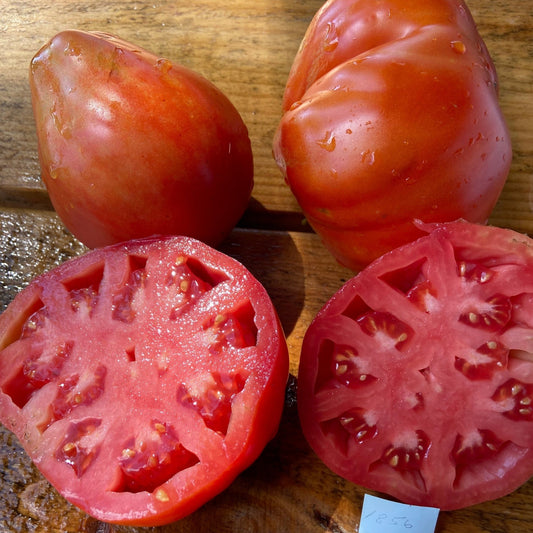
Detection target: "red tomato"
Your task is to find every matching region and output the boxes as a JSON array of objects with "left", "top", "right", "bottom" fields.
[
  {"left": 30, "top": 30, "right": 253, "bottom": 249},
  {"left": 273, "top": 0, "right": 512, "bottom": 271},
  {"left": 298, "top": 220, "right": 533, "bottom": 510},
  {"left": 0, "top": 236, "right": 288, "bottom": 526}
]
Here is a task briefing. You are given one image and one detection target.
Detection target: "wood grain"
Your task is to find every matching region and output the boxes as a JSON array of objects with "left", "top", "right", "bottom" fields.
[{"left": 1, "top": 0, "right": 532, "bottom": 531}]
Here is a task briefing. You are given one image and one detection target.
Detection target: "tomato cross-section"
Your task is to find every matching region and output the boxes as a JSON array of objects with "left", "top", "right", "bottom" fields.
[
  {"left": 298, "top": 221, "right": 533, "bottom": 510},
  {"left": 0, "top": 236, "right": 288, "bottom": 526}
]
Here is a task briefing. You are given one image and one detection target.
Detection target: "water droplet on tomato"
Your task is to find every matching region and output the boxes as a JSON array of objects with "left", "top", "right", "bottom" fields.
[
  {"left": 50, "top": 104, "right": 72, "bottom": 139},
  {"left": 361, "top": 150, "right": 375, "bottom": 165},
  {"left": 317, "top": 131, "right": 336, "bottom": 152},
  {"left": 323, "top": 21, "right": 339, "bottom": 52},
  {"left": 451, "top": 40, "right": 467, "bottom": 54},
  {"left": 156, "top": 57, "right": 173, "bottom": 75},
  {"left": 63, "top": 41, "right": 82, "bottom": 57},
  {"left": 289, "top": 100, "right": 302, "bottom": 111}
]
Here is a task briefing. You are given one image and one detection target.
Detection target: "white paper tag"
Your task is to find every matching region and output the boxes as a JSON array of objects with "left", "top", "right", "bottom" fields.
[{"left": 359, "top": 494, "right": 439, "bottom": 533}]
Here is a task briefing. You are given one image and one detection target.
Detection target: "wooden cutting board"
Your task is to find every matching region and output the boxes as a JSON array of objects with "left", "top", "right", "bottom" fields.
[{"left": 1, "top": 0, "right": 532, "bottom": 531}]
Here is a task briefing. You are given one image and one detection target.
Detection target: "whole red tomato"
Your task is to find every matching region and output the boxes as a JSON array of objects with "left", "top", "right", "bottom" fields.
[
  {"left": 273, "top": 0, "right": 512, "bottom": 271},
  {"left": 30, "top": 30, "right": 253, "bottom": 249}
]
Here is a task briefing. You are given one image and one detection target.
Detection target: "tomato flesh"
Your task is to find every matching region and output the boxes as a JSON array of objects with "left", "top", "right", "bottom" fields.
[
  {"left": 298, "top": 221, "right": 533, "bottom": 510},
  {"left": 0, "top": 236, "right": 288, "bottom": 526},
  {"left": 29, "top": 31, "right": 253, "bottom": 249}
]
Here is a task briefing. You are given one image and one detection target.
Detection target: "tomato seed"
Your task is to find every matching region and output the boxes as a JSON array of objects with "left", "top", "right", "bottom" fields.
[
  {"left": 214, "top": 314, "right": 226, "bottom": 326},
  {"left": 468, "top": 312, "right": 479, "bottom": 323},
  {"left": 155, "top": 488, "right": 170, "bottom": 502},
  {"left": 154, "top": 423, "right": 166, "bottom": 434},
  {"left": 63, "top": 442, "right": 77, "bottom": 456},
  {"left": 121, "top": 448, "right": 136, "bottom": 459},
  {"left": 159, "top": 452, "right": 172, "bottom": 466},
  {"left": 335, "top": 364, "right": 348, "bottom": 376}
]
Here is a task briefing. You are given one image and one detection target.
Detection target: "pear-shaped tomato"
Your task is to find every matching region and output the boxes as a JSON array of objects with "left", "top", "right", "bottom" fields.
[{"left": 30, "top": 30, "right": 253, "bottom": 249}]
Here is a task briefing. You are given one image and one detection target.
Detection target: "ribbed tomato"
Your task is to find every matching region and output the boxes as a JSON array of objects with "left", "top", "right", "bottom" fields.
[{"left": 274, "top": 0, "right": 511, "bottom": 270}]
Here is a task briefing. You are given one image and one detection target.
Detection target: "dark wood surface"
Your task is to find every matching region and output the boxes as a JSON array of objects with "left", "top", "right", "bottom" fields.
[{"left": 1, "top": 0, "right": 532, "bottom": 531}]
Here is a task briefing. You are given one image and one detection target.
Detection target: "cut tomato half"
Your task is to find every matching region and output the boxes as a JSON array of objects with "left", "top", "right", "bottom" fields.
[
  {"left": 298, "top": 221, "right": 533, "bottom": 510},
  {"left": 0, "top": 236, "right": 288, "bottom": 526}
]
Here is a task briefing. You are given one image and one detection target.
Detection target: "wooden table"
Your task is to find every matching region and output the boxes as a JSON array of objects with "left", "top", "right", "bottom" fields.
[{"left": 1, "top": 0, "right": 532, "bottom": 531}]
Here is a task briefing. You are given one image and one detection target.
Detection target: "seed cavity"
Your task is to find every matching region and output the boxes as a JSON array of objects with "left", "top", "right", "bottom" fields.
[
  {"left": 2, "top": 341, "right": 73, "bottom": 410},
  {"left": 357, "top": 311, "right": 413, "bottom": 350},
  {"left": 454, "top": 341, "right": 509, "bottom": 380},
  {"left": 55, "top": 418, "right": 103, "bottom": 477},
  {"left": 380, "top": 430, "right": 429, "bottom": 472},
  {"left": 112, "top": 255, "right": 148, "bottom": 323},
  {"left": 166, "top": 256, "right": 228, "bottom": 320},
  {"left": 203, "top": 301, "right": 257, "bottom": 355},
  {"left": 492, "top": 378, "right": 533, "bottom": 421},
  {"left": 116, "top": 420, "right": 198, "bottom": 494},
  {"left": 177, "top": 371, "right": 247, "bottom": 436},
  {"left": 459, "top": 294, "right": 512, "bottom": 331}
]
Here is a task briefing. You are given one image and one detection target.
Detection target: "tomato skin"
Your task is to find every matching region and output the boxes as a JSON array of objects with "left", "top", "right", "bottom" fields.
[
  {"left": 0, "top": 236, "right": 288, "bottom": 526},
  {"left": 273, "top": 0, "right": 512, "bottom": 271},
  {"left": 30, "top": 30, "right": 253, "bottom": 249},
  {"left": 298, "top": 220, "right": 533, "bottom": 510}
]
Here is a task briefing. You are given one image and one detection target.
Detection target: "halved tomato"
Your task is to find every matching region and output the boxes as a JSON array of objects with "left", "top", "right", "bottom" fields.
[
  {"left": 0, "top": 236, "right": 288, "bottom": 526},
  {"left": 298, "top": 220, "right": 533, "bottom": 509}
]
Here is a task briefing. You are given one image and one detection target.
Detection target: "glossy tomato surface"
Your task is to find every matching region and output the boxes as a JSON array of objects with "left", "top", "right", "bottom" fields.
[
  {"left": 273, "top": 0, "right": 512, "bottom": 271},
  {"left": 0, "top": 236, "right": 288, "bottom": 526},
  {"left": 298, "top": 221, "right": 533, "bottom": 510},
  {"left": 30, "top": 30, "right": 253, "bottom": 249}
]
